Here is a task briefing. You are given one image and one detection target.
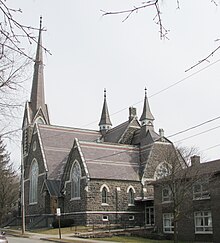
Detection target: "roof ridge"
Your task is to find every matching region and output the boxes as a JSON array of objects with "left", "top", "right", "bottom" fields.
[{"left": 38, "top": 123, "right": 100, "bottom": 133}]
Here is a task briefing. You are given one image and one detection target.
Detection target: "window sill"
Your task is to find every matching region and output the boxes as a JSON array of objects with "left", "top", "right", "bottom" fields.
[
  {"left": 101, "top": 203, "right": 109, "bottom": 206},
  {"left": 128, "top": 204, "right": 135, "bottom": 207},
  {"left": 162, "top": 201, "right": 172, "bottom": 204},
  {"left": 29, "top": 202, "right": 37, "bottom": 205},
  {"left": 195, "top": 231, "right": 213, "bottom": 234},
  {"left": 70, "top": 197, "right": 81, "bottom": 201},
  {"left": 193, "top": 197, "right": 210, "bottom": 201}
]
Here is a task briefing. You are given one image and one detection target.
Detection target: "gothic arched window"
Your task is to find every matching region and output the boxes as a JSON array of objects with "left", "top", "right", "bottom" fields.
[
  {"left": 100, "top": 184, "right": 110, "bottom": 205},
  {"left": 29, "top": 159, "right": 39, "bottom": 204},
  {"left": 102, "top": 187, "right": 108, "bottom": 204},
  {"left": 128, "top": 187, "right": 135, "bottom": 205},
  {"left": 154, "top": 162, "right": 171, "bottom": 180},
  {"left": 71, "top": 161, "right": 81, "bottom": 199}
]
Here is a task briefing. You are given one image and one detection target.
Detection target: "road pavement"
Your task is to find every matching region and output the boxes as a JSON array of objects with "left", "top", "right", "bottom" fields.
[{"left": 7, "top": 236, "right": 50, "bottom": 243}]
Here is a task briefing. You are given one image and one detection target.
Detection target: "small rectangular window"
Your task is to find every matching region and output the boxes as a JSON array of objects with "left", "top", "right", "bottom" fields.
[
  {"left": 102, "top": 215, "right": 108, "bottom": 221},
  {"left": 129, "top": 215, "right": 134, "bottom": 221}
]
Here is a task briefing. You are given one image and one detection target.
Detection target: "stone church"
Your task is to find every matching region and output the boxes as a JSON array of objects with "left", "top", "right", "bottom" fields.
[{"left": 22, "top": 20, "right": 178, "bottom": 228}]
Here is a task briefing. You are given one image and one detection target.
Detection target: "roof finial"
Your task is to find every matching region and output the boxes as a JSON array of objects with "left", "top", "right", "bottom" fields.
[
  {"left": 40, "top": 16, "right": 43, "bottom": 30},
  {"left": 145, "top": 87, "right": 147, "bottom": 97},
  {"left": 104, "top": 88, "right": 106, "bottom": 98}
]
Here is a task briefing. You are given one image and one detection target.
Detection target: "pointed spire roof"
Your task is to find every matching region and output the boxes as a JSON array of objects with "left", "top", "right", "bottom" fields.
[
  {"left": 140, "top": 88, "right": 154, "bottom": 126},
  {"left": 29, "top": 17, "right": 49, "bottom": 124},
  {"left": 99, "top": 89, "right": 112, "bottom": 128}
]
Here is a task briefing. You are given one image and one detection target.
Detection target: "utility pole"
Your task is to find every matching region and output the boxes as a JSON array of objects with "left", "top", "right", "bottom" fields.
[{"left": 21, "top": 145, "right": 25, "bottom": 234}]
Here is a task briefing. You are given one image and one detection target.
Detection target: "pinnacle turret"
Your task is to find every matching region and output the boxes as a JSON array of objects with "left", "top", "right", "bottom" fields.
[
  {"left": 139, "top": 88, "right": 154, "bottom": 129},
  {"left": 99, "top": 89, "right": 112, "bottom": 132}
]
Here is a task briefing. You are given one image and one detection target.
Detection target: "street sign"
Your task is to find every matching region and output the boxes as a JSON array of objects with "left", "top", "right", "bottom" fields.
[{"left": 56, "top": 208, "right": 61, "bottom": 217}]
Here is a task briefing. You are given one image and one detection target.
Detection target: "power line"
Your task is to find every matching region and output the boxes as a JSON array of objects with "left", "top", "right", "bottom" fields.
[
  {"left": 174, "top": 125, "right": 220, "bottom": 143},
  {"left": 82, "top": 58, "right": 220, "bottom": 128},
  {"left": 167, "top": 115, "right": 220, "bottom": 138},
  {"left": 202, "top": 144, "right": 220, "bottom": 152}
]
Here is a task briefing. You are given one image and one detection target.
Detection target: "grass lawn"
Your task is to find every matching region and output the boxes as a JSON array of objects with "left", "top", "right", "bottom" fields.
[
  {"left": 32, "top": 225, "right": 92, "bottom": 235},
  {"left": 31, "top": 227, "right": 188, "bottom": 243},
  {"left": 94, "top": 236, "right": 175, "bottom": 243}
]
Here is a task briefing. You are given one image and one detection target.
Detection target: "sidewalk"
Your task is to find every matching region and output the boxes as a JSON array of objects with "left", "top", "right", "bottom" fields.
[{"left": 3, "top": 228, "right": 120, "bottom": 243}]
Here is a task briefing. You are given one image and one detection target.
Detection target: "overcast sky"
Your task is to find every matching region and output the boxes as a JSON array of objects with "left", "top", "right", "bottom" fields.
[{"left": 7, "top": 0, "right": 220, "bottom": 169}]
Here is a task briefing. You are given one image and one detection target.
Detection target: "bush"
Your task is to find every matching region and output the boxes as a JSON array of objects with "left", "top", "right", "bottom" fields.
[{"left": 52, "top": 218, "right": 74, "bottom": 228}]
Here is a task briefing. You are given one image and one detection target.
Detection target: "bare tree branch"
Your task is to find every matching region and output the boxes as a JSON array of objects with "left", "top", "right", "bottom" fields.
[
  {"left": 101, "top": 0, "right": 169, "bottom": 40},
  {"left": 185, "top": 44, "right": 220, "bottom": 72}
]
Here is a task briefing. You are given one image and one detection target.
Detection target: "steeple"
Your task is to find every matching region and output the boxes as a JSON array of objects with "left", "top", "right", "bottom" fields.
[
  {"left": 139, "top": 88, "right": 154, "bottom": 129},
  {"left": 99, "top": 89, "right": 112, "bottom": 133},
  {"left": 29, "top": 17, "right": 50, "bottom": 124}
]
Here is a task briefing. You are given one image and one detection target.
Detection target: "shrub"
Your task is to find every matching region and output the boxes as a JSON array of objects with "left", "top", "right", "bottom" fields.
[{"left": 52, "top": 218, "right": 74, "bottom": 228}]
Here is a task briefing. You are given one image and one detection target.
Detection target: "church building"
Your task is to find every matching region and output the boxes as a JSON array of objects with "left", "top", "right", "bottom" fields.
[{"left": 22, "top": 19, "right": 178, "bottom": 229}]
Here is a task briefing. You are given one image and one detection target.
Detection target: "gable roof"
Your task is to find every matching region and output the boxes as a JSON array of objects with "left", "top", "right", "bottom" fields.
[
  {"left": 187, "top": 159, "right": 220, "bottom": 177},
  {"left": 37, "top": 124, "right": 101, "bottom": 179},
  {"left": 42, "top": 179, "right": 61, "bottom": 197},
  {"left": 104, "top": 118, "right": 140, "bottom": 144},
  {"left": 78, "top": 140, "right": 140, "bottom": 181}
]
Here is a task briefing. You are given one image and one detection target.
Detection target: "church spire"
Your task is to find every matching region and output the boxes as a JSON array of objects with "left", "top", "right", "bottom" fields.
[
  {"left": 30, "top": 17, "right": 49, "bottom": 124},
  {"left": 99, "top": 89, "right": 112, "bottom": 133},
  {"left": 139, "top": 88, "right": 154, "bottom": 128}
]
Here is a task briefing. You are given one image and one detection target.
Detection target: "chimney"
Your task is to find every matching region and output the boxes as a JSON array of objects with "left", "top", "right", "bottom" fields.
[
  {"left": 129, "top": 107, "right": 137, "bottom": 122},
  {"left": 190, "top": 155, "right": 200, "bottom": 166},
  {"left": 159, "top": 128, "right": 164, "bottom": 138}
]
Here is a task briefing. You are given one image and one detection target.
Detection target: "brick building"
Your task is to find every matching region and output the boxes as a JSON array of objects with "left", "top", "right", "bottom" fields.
[
  {"left": 153, "top": 156, "right": 220, "bottom": 243},
  {"left": 21, "top": 19, "right": 181, "bottom": 229}
]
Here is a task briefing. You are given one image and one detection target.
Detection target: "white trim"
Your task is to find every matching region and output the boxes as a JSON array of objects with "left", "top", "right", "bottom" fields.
[
  {"left": 70, "top": 197, "right": 81, "bottom": 201},
  {"left": 101, "top": 203, "right": 109, "bottom": 206},
  {"left": 128, "top": 204, "right": 135, "bottom": 207},
  {"left": 35, "top": 116, "right": 46, "bottom": 125},
  {"left": 127, "top": 185, "right": 136, "bottom": 193},
  {"left": 100, "top": 184, "right": 110, "bottom": 192},
  {"left": 36, "top": 124, "right": 48, "bottom": 172},
  {"left": 32, "top": 107, "right": 47, "bottom": 124},
  {"left": 75, "top": 138, "right": 90, "bottom": 180},
  {"left": 62, "top": 210, "right": 142, "bottom": 215}
]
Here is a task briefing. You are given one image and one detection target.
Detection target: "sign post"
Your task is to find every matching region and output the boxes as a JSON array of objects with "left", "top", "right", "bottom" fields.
[{"left": 56, "top": 208, "right": 61, "bottom": 239}]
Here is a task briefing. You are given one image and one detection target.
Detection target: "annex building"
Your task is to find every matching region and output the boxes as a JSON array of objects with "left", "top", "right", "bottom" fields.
[{"left": 21, "top": 20, "right": 181, "bottom": 229}]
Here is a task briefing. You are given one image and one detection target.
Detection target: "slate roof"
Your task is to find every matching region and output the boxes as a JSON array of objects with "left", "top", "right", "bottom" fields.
[
  {"left": 104, "top": 121, "right": 130, "bottom": 143},
  {"left": 44, "top": 179, "right": 61, "bottom": 197},
  {"left": 37, "top": 124, "right": 101, "bottom": 179},
  {"left": 132, "top": 128, "right": 161, "bottom": 145},
  {"left": 78, "top": 141, "right": 141, "bottom": 181},
  {"left": 104, "top": 119, "right": 140, "bottom": 144},
  {"left": 186, "top": 159, "right": 220, "bottom": 177}
]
